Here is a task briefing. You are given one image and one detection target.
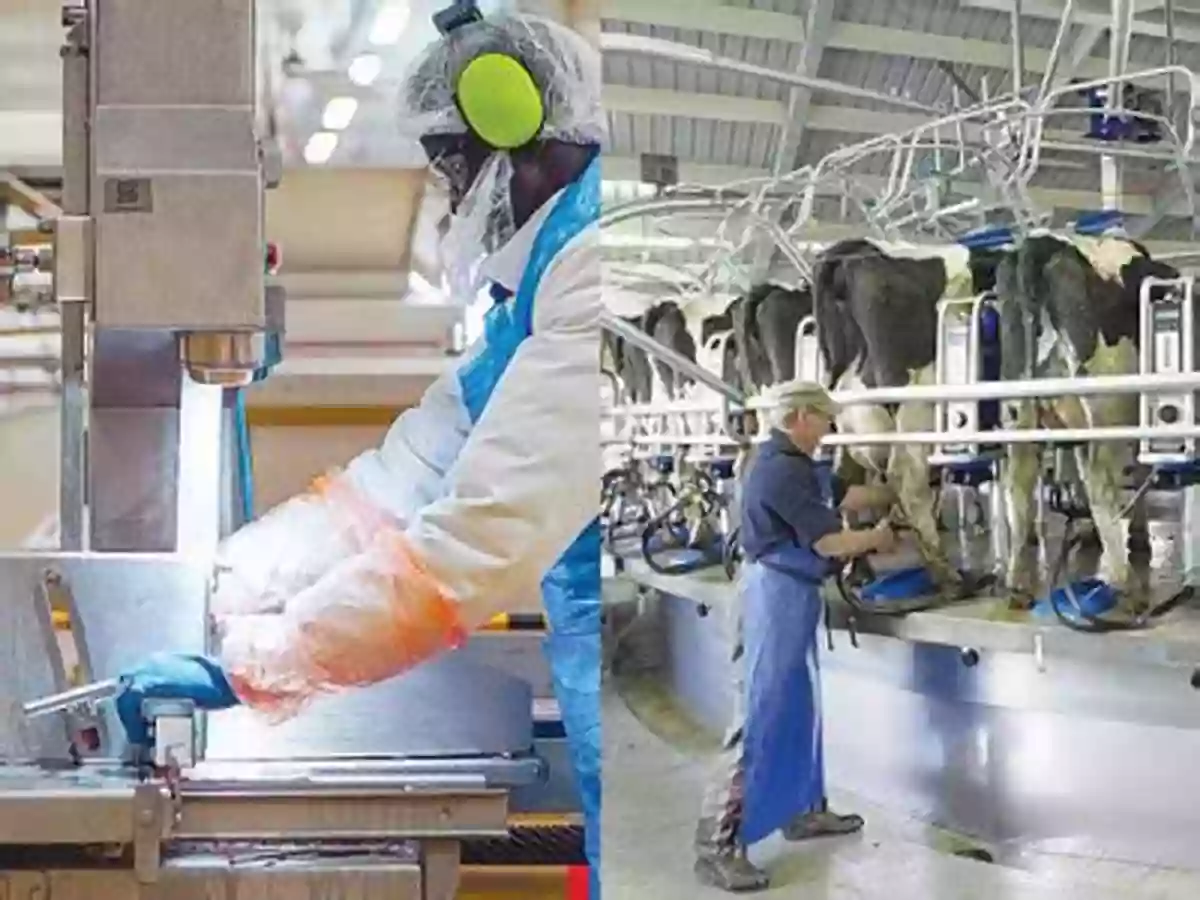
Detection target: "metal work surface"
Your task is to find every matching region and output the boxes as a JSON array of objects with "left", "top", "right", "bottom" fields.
[
  {"left": 0, "top": 761, "right": 513, "bottom": 845},
  {"left": 205, "top": 641, "right": 538, "bottom": 761},
  {"left": 0, "top": 553, "right": 208, "bottom": 761},
  {"left": 611, "top": 575, "right": 1200, "bottom": 874},
  {"left": 0, "top": 549, "right": 543, "bottom": 761}
]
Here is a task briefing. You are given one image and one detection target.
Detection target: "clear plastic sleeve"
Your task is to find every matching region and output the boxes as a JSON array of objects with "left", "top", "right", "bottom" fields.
[{"left": 218, "top": 528, "right": 468, "bottom": 718}]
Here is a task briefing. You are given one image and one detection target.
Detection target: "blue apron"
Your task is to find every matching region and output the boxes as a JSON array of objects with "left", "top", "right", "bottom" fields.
[
  {"left": 739, "top": 462, "right": 835, "bottom": 845},
  {"left": 457, "top": 157, "right": 602, "bottom": 897}
]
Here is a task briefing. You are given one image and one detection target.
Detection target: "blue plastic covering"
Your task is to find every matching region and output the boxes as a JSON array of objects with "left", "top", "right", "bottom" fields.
[
  {"left": 957, "top": 226, "right": 1014, "bottom": 250},
  {"left": 705, "top": 457, "right": 737, "bottom": 480},
  {"left": 1152, "top": 461, "right": 1200, "bottom": 489},
  {"left": 1084, "top": 86, "right": 1128, "bottom": 141},
  {"left": 739, "top": 559, "right": 827, "bottom": 844},
  {"left": 738, "top": 467, "right": 838, "bottom": 844},
  {"left": 233, "top": 390, "right": 255, "bottom": 525},
  {"left": 457, "top": 157, "right": 602, "bottom": 897},
  {"left": 859, "top": 566, "right": 939, "bottom": 603},
  {"left": 1074, "top": 209, "right": 1125, "bottom": 235},
  {"left": 1032, "top": 578, "right": 1119, "bottom": 622},
  {"left": 648, "top": 454, "right": 675, "bottom": 475}
]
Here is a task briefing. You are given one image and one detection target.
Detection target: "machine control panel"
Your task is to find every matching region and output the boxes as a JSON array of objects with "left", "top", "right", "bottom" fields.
[
  {"left": 932, "top": 294, "right": 994, "bottom": 466},
  {"left": 1139, "top": 276, "right": 1197, "bottom": 464}
]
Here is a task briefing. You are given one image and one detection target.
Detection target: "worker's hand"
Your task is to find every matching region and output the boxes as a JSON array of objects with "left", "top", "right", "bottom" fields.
[
  {"left": 115, "top": 653, "right": 240, "bottom": 748},
  {"left": 870, "top": 519, "right": 899, "bottom": 555}
]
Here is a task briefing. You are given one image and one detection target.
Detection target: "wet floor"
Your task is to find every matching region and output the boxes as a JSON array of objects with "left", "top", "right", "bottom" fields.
[{"left": 601, "top": 676, "right": 1200, "bottom": 900}]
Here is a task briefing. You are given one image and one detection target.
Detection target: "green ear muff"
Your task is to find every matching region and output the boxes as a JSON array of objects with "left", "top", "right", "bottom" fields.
[{"left": 456, "top": 52, "right": 545, "bottom": 151}]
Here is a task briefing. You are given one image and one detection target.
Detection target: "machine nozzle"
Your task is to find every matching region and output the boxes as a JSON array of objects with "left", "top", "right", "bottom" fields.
[{"left": 179, "top": 332, "right": 268, "bottom": 387}]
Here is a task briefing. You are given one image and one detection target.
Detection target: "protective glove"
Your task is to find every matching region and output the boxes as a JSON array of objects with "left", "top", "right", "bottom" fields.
[{"left": 115, "top": 653, "right": 240, "bottom": 747}]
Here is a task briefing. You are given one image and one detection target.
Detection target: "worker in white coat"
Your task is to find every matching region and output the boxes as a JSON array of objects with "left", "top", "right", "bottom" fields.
[{"left": 115, "top": 7, "right": 605, "bottom": 896}]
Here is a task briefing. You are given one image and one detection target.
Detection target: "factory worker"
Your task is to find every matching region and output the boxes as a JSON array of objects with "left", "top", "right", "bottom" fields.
[
  {"left": 694, "top": 382, "right": 898, "bottom": 892},
  {"left": 117, "top": 8, "right": 605, "bottom": 894}
]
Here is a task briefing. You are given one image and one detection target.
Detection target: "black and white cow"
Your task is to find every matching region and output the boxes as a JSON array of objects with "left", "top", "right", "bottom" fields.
[
  {"left": 728, "top": 284, "right": 815, "bottom": 393},
  {"left": 606, "top": 285, "right": 817, "bottom": 404},
  {"left": 813, "top": 238, "right": 1007, "bottom": 594},
  {"left": 643, "top": 301, "right": 697, "bottom": 400},
  {"left": 994, "top": 234, "right": 1178, "bottom": 611},
  {"left": 813, "top": 234, "right": 1177, "bottom": 609},
  {"left": 602, "top": 315, "right": 654, "bottom": 404}
]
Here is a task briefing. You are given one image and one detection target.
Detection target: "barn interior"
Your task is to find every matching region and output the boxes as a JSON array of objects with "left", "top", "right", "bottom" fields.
[{"left": 600, "top": 0, "right": 1200, "bottom": 897}]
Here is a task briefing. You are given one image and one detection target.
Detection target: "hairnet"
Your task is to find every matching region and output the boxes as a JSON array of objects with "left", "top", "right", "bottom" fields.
[
  {"left": 398, "top": 13, "right": 605, "bottom": 298},
  {"left": 765, "top": 380, "right": 841, "bottom": 430}
]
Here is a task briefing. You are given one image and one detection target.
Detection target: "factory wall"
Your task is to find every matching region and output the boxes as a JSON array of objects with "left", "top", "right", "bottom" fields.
[
  {"left": 0, "top": 404, "right": 402, "bottom": 542},
  {"left": 0, "top": 402, "right": 56, "bottom": 547},
  {"left": 246, "top": 415, "right": 395, "bottom": 515}
]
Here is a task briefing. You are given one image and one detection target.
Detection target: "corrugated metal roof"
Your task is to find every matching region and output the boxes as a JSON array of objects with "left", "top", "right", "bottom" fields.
[{"left": 601, "top": 0, "right": 1198, "bottom": 240}]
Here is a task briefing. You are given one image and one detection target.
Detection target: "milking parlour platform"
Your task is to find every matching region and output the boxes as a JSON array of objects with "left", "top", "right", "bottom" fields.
[{"left": 604, "top": 546, "right": 1200, "bottom": 873}]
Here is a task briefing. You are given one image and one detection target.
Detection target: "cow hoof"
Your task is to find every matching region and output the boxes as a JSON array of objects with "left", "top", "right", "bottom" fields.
[
  {"left": 1115, "top": 592, "right": 1150, "bottom": 619},
  {"left": 1005, "top": 589, "right": 1036, "bottom": 612}
]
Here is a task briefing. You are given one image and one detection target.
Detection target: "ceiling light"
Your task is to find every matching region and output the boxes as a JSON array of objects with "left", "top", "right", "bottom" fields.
[
  {"left": 303, "top": 131, "right": 339, "bottom": 165},
  {"left": 322, "top": 96, "right": 359, "bottom": 130},
  {"left": 348, "top": 53, "right": 383, "bottom": 86},
  {"left": 369, "top": 3, "right": 411, "bottom": 45}
]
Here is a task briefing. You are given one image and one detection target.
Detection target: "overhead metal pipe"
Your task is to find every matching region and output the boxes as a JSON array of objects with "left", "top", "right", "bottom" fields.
[
  {"left": 1167, "top": 0, "right": 1179, "bottom": 122},
  {"left": 1037, "top": 0, "right": 1075, "bottom": 101},
  {"left": 600, "top": 310, "right": 746, "bottom": 404},
  {"left": 1011, "top": 0, "right": 1025, "bottom": 99}
]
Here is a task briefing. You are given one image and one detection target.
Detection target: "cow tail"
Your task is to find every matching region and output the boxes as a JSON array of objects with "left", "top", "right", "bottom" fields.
[{"left": 812, "top": 253, "right": 849, "bottom": 388}]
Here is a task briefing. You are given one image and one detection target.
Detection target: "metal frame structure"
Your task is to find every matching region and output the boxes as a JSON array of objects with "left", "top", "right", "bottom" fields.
[{"left": 597, "top": 0, "right": 1200, "bottom": 301}]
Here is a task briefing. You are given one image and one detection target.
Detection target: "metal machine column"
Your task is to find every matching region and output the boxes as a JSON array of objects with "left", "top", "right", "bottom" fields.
[
  {"left": 0, "top": 6, "right": 556, "bottom": 896},
  {"left": 79, "top": 0, "right": 272, "bottom": 552}
]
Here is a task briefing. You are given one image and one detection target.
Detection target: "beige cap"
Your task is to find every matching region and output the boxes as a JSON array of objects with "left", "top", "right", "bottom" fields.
[{"left": 765, "top": 380, "right": 841, "bottom": 427}]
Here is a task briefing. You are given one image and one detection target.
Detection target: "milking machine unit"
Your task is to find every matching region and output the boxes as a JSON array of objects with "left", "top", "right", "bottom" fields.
[
  {"left": 794, "top": 315, "right": 824, "bottom": 386},
  {"left": 1139, "top": 276, "right": 1200, "bottom": 590},
  {"left": 931, "top": 292, "right": 1002, "bottom": 562}
]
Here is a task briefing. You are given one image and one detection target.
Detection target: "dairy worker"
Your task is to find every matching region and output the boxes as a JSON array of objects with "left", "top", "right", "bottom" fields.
[
  {"left": 694, "top": 381, "right": 898, "bottom": 892},
  {"left": 114, "top": 6, "right": 606, "bottom": 894}
]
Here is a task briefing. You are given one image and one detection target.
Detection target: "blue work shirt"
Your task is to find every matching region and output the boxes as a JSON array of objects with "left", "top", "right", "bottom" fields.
[{"left": 740, "top": 430, "right": 845, "bottom": 563}]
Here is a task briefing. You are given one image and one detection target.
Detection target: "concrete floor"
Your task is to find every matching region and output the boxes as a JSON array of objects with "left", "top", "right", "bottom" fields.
[{"left": 600, "top": 679, "right": 1200, "bottom": 900}]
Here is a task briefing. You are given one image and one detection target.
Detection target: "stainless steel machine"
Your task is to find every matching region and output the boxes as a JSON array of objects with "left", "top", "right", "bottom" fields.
[{"left": 0, "top": 2, "right": 557, "bottom": 897}]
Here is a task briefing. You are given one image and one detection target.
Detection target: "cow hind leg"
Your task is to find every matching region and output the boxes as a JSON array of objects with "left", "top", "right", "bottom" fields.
[
  {"left": 1075, "top": 442, "right": 1142, "bottom": 615},
  {"left": 891, "top": 398, "right": 962, "bottom": 594},
  {"left": 1001, "top": 440, "right": 1041, "bottom": 610}
]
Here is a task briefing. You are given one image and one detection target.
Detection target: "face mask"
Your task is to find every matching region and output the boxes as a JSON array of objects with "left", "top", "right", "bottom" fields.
[{"left": 439, "top": 152, "right": 516, "bottom": 301}]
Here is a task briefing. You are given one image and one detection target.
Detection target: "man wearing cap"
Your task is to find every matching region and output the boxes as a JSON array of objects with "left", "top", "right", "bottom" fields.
[{"left": 694, "top": 380, "right": 899, "bottom": 892}]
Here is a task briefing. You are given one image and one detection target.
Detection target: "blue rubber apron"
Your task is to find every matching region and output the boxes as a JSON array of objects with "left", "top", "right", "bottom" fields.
[
  {"left": 457, "top": 157, "right": 602, "bottom": 897},
  {"left": 739, "top": 463, "right": 834, "bottom": 845}
]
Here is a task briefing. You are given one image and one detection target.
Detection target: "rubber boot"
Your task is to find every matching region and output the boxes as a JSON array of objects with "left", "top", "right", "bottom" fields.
[
  {"left": 782, "top": 799, "right": 865, "bottom": 841},
  {"left": 694, "top": 818, "right": 770, "bottom": 893}
]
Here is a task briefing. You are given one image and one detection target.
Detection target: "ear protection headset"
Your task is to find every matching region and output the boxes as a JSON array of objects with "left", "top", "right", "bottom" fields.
[{"left": 434, "top": 1, "right": 547, "bottom": 151}]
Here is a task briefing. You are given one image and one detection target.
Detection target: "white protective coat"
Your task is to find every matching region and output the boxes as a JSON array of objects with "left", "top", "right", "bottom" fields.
[
  {"left": 213, "top": 188, "right": 602, "bottom": 631},
  {"left": 344, "top": 191, "right": 602, "bottom": 615}
]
